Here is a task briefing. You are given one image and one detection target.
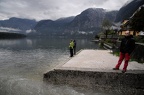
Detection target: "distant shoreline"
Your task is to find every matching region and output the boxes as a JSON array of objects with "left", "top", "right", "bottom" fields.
[{"left": 0, "top": 32, "right": 26, "bottom": 39}]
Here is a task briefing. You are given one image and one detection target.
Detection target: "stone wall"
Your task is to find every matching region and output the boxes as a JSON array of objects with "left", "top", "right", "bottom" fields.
[{"left": 44, "top": 69, "right": 144, "bottom": 95}]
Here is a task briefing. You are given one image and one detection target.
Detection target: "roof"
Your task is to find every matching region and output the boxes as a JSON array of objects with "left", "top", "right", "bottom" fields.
[{"left": 129, "top": 5, "right": 144, "bottom": 31}]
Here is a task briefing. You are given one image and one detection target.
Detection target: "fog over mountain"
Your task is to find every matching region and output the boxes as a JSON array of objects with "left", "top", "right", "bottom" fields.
[
  {"left": 0, "top": 17, "right": 37, "bottom": 33},
  {"left": 0, "top": 0, "right": 129, "bottom": 21},
  {"left": 31, "top": 8, "right": 117, "bottom": 36},
  {"left": 1, "top": 0, "right": 143, "bottom": 37}
]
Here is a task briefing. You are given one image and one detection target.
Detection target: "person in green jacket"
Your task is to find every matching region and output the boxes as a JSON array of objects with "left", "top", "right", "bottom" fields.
[{"left": 69, "top": 40, "right": 74, "bottom": 57}]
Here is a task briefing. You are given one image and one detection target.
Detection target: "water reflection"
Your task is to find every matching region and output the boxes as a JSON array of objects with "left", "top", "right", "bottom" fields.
[
  {"left": 0, "top": 37, "right": 99, "bottom": 51},
  {"left": 0, "top": 37, "right": 114, "bottom": 95}
]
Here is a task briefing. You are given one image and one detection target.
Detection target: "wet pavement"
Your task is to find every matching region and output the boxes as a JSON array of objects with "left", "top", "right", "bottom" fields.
[{"left": 56, "top": 49, "right": 144, "bottom": 73}]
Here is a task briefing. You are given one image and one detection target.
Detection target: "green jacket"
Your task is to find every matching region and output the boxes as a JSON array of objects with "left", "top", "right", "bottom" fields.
[{"left": 69, "top": 41, "right": 74, "bottom": 49}]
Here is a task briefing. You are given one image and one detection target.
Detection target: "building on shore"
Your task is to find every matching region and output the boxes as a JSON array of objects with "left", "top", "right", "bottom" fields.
[{"left": 118, "top": 5, "right": 144, "bottom": 36}]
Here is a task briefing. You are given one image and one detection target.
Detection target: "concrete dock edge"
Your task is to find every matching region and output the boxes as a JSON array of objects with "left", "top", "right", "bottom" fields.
[{"left": 43, "top": 50, "right": 144, "bottom": 95}]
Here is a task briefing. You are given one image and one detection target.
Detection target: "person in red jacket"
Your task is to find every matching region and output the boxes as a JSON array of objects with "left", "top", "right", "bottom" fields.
[{"left": 113, "top": 31, "right": 135, "bottom": 73}]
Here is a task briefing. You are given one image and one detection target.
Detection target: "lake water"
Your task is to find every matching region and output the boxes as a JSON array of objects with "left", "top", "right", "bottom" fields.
[{"left": 0, "top": 37, "right": 115, "bottom": 95}]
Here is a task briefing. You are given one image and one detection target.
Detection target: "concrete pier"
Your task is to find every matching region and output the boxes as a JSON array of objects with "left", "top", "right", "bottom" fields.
[{"left": 44, "top": 50, "right": 144, "bottom": 95}]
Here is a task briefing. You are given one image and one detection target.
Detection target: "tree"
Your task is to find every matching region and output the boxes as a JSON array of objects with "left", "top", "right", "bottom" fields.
[{"left": 102, "top": 19, "right": 112, "bottom": 38}]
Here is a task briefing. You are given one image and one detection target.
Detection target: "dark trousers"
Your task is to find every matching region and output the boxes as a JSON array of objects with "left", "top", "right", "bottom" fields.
[
  {"left": 70, "top": 48, "right": 73, "bottom": 57},
  {"left": 73, "top": 47, "right": 76, "bottom": 55},
  {"left": 115, "top": 52, "right": 130, "bottom": 71}
]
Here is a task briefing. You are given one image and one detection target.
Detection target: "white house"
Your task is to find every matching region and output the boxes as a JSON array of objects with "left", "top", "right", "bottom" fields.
[{"left": 139, "top": 31, "right": 144, "bottom": 36}]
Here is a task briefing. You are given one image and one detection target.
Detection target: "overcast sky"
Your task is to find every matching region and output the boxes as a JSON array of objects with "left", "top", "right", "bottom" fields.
[{"left": 0, "top": 0, "right": 130, "bottom": 21}]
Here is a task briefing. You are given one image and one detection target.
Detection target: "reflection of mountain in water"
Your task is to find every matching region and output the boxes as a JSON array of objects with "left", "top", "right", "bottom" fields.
[
  {"left": 0, "top": 32, "right": 26, "bottom": 39},
  {"left": 0, "top": 37, "right": 99, "bottom": 51},
  {"left": 0, "top": 37, "right": 103, "bottom": 95}
]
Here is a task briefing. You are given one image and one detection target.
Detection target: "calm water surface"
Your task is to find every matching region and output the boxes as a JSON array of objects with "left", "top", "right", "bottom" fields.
[{"left": 0, "top": 37, "right": 115, "bottom": 95}]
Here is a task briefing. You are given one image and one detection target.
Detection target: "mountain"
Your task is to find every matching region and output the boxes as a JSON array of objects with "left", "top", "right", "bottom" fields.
[
  {"left": 115, "top": 0, "right": 144, "bottom": 22},
  {"left": 66, "top": 8, "right": 117, "bottom": 33},
  {"left": 2, "top": 0, "right": 144, "bottom": 37},
  {"left": 33, "top": 16, "right": 75, "bottom": 36},
  {"left": 32, "top": 8, "right": 118, "bottom": 36},
  {"left": 67, "top": 8, "right": 105, "bottom": 31},
  {"left": 0, "top": 17, "right": 37, "bottom": 32}
]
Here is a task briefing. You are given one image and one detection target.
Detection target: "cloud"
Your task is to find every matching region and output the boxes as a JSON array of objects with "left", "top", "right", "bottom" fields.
[
  {"left": 0, "top": 27, "right": 21, "bottom": 32},
  {"left": 0, "top": 0, "right": 129, "bottom": 21}
]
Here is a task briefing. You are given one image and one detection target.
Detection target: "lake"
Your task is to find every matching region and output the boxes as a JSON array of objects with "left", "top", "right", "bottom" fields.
[{"left": 0, "top": 37, "right": 116, "bottom": 95}]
